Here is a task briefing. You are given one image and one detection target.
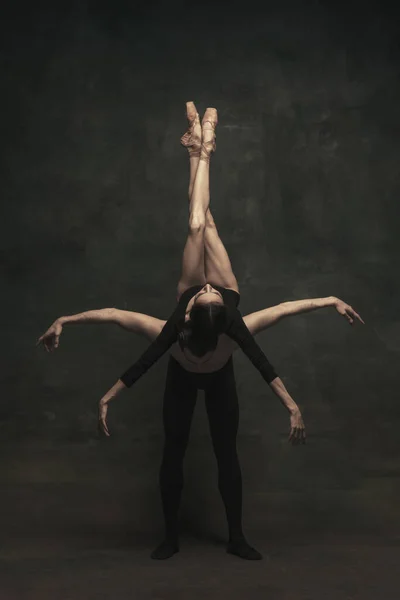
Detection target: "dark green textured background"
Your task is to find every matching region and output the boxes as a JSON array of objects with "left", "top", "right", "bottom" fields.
[{"left": 1, "top": 0, "right": 399, "bottom": 545}]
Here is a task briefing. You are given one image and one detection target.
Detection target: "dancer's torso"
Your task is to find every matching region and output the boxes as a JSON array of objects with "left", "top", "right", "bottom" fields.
[{"left": 168, "top": 284, "right": 239, "bottom": 373}]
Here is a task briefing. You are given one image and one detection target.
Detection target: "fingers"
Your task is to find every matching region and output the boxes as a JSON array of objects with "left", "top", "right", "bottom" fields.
[
  {"left": 289, "top": 426, "right": 306, "bottom": 445},
  {"left": 36, "top": 336, "right": 49, "bottom": 351},
  {"left": 36, "top": 335, "right": 59, "bottom": 352},
  {"left": 98, "top": 416, "right": 110, "bottom": 436},
  {"left": 99, "top": 418, "right": 110, "bottom": 437},
  {"left": 339, "top": 302, "right": 365, "bottom": 326},
  {"left": 98, "top": 402, "right": 111, "bottom": 437},
  {"left": 354, "top": 310, "right": 365, "bottom": 325},
  {"left": 36, "top": 335, "right": 48, "bottom": 351},
  {"left": 347, "top": 306, "right": 365, "bottom": 325},
  {"left": 342, "top": 308, "right": 353, "bottom": 324}
]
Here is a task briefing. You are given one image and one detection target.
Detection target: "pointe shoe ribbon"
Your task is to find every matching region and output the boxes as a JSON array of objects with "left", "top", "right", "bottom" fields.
[
  {"left": 180, "top": 101, "right": 202, "bottom": 157},
  {"left": 200, "top": 107, "right": 218, "bottom": 161}
]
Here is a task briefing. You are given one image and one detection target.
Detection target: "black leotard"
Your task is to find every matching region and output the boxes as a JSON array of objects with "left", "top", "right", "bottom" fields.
[{"left": 119, "top": 284, "right": 278, "bottom": 387}]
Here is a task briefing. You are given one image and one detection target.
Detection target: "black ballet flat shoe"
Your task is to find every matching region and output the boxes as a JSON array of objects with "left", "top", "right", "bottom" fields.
[
  {"left": 150, "top": 539, "right": 180, "bottom": 560},
  {"left": 226, "top": 538, "right": 263, "bottom": 560}
]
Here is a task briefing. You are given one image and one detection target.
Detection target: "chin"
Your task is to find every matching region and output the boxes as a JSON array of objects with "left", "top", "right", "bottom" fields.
[{"left": 196, "top": 294, "right": 223, "bottom": 305}]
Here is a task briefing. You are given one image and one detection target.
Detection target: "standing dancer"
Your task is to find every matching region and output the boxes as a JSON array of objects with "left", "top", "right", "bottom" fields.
[{"left": 37, "top": 103, "right": 364, "bottom": 560}]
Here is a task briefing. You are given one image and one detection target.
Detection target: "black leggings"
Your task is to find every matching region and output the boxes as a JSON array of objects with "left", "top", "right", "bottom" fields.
[{"left": 159, "top": 355, "right": 243, "bottom": 542}]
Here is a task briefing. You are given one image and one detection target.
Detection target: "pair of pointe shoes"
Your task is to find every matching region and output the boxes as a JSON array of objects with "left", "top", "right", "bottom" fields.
[{"left": 180, "top": 101, "right": 218, "bottom": 161}]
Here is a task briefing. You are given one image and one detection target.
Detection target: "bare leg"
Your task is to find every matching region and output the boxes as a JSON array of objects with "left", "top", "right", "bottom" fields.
[
  {"left": 176, "top": 107, "right": 216, "bottom": 298},
  {"left": 203, "top": 211, "right": 239, "bottom": 292},
  {"left": 186, "top": 114, "right": 239, "bottom": 293}
]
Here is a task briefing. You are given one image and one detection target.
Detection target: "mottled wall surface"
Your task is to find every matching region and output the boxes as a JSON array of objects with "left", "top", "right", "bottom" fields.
[{"left": 1, "top": 0, "right": 399, "bottom": 543}]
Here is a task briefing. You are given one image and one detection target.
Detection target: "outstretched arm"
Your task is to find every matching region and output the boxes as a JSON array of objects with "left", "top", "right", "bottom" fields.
[
  {"left": 36, "top": 308, "right": 166, "bottom": 351},
  {"left": 243, "top": 296, "right": 365, "bottom": 336}
]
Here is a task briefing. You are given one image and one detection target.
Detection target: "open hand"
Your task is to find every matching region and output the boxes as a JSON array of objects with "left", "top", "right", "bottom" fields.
[
  {"left": 289, "top": 409, "right": 306, "bottom": 445},
  {"left": 98, "top": 399, "right": 111, "bottom": 437},
  {"left": 334, "top": 298, "right": 365, "bottom": 325},
  {"left": 36, "top": 320, "right": 63, "bottom": 352}
]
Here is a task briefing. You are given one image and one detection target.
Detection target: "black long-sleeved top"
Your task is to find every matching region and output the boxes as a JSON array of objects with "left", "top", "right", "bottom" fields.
[{"left": 119, "top": 284, "right": 278, "bottom": 387}]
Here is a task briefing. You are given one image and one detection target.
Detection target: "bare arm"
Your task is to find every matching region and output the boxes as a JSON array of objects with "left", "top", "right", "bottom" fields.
[
  {"left": 60, "top": 308, "right": 165, "bottom": 338},
  {"left": 268, "top": 377, "right": 306, "bottom": 444},
  {"left": 268, "top": 376, "right": 299, "bottom": 414},
  {"left": 243, "top": 295, "right": 364, "bottom": 336},
  {"left": 37, "top": 308, "right": 166, "bottom": 352},
  {"left": 98, "top": 378, "right": 128, "bottom": 437},
  {"left": 58, "top": 308, "right": 118, "bottom": 326}
]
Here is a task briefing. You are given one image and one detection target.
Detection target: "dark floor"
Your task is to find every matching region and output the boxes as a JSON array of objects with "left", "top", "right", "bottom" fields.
[{"left": 1, "top": 531, "right": 399, "bottom": 600}]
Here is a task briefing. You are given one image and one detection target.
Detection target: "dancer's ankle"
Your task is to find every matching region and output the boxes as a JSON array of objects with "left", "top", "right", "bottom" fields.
[
  {"left": 165, "top": 529, "right": 179, "bottom": 545},
  {"left": 228, "top": 525, "right": 245, "bottom": 541}
]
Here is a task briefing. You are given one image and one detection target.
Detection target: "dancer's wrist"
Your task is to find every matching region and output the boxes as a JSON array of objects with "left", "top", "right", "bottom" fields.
[{"left": 328, "top": 296, "right": 339, "bottom": 307}]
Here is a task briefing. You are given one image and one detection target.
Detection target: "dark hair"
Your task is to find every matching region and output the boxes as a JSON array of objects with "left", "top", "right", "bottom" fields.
[{"left": 178, "top": 302, "right": 228, "bottom": 357}]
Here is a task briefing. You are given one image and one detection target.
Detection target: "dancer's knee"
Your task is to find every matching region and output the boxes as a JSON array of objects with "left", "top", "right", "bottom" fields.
[
  {"left": 189, "top": 212, "right": 206, "bottom": 233},
  {"left": 214, "top": 441, "right": 239, "bottom": 463},
  {"left": 162, "top": 433, "right": 189, "bottom": 463},
  {"left": 205, "top": 210, "right": 216, "bottom": 228}
]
